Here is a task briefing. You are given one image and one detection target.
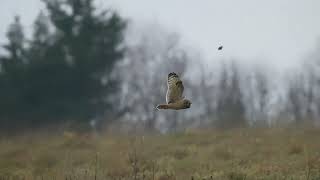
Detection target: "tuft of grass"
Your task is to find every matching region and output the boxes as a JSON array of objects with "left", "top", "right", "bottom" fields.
[
  {"left": 172, "top": 148, "right": 189, "bottom": 160},
  {"left": 288, "top": 144, "right": 304, "bottom": 155},
  {"left": 227, "top": 171, "right": 247, "bottom": 180}
]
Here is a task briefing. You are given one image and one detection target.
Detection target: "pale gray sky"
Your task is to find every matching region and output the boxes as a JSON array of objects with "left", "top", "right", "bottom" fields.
[{"left": 1, "top": 0, "right": 320, "bottom": 69}]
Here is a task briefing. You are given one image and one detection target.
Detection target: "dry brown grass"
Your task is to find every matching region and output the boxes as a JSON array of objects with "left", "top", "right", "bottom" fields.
[{"left": 0, "top": 127, "right": 320, "bottom": 179}]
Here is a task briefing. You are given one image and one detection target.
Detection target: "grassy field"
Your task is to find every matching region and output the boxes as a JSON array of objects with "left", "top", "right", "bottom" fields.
[{"left": 0, "top": 127, "right": 320, "bottom": 180}]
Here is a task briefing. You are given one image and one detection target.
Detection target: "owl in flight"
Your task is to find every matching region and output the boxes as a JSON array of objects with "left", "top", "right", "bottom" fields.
[{"left": 156, "top": 72, "right": 192, "bottom": 110}]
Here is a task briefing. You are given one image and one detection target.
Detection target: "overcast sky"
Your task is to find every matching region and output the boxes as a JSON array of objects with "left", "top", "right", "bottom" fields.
[{"left": 1, "top": 0, "right": 320, "bottom": 70}]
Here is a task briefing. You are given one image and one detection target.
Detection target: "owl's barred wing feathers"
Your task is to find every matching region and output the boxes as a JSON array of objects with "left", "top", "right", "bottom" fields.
[{"left": 166, "top": 72, "right": 184, "bottom": 104}]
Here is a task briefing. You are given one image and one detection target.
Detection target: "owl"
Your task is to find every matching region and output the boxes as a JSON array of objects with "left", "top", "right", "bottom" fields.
[{"left": 156, "top": 72, "right": 192, "bottom": 110}]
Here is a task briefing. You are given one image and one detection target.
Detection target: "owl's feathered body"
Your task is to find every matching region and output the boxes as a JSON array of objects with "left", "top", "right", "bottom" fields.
[{"left": 157, "top": 72, "right": 191, "bottom": 110}]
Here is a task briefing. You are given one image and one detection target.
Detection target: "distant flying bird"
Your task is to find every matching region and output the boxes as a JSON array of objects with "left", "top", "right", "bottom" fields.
[
  {"left": 156, "top": 72, "right": 192, "bottom": 110},
  {"left": 218, "top": 46, "right": 223, "bottom": 50}
]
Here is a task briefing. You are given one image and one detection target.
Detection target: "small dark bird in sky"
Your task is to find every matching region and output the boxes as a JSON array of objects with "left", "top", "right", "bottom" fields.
[{"left": 218, "top": 46, "right": 223, "bottom": 50}]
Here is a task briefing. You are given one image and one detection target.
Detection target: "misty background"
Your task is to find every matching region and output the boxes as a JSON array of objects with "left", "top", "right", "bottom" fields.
[{"left": 0, "top": 0, "right": 320, "bottom": 133}]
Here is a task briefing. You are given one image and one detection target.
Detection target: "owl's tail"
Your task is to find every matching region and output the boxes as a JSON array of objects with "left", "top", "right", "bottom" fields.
[{"left": 156, "top": 104, "right": 169, "bottom": 110}]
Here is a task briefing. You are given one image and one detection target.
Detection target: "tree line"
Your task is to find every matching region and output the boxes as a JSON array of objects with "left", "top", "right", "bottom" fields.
[{"left": 0, "top": 0, "right": 320, "bottom": 132}]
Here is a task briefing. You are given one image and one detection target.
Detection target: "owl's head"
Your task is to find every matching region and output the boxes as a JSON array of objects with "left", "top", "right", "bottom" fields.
[
  {"left": 168, "top": 72, "right": 179, "bottom": 79},
  {"left": 182, "top": 99, "right": 192, "bottom": 109}
]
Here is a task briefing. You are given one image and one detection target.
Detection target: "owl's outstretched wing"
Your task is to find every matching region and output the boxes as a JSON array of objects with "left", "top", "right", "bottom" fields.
[{"left": 166, "top": 72, "right": 184, "bottom": 104}]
